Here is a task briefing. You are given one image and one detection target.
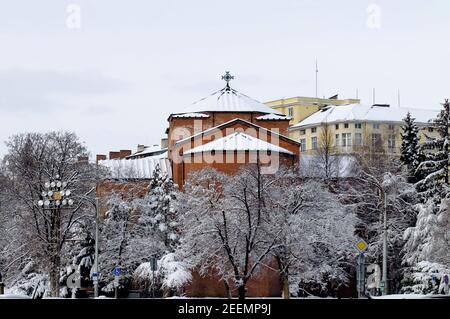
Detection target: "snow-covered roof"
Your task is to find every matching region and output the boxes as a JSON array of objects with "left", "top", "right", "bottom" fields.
[
  {"left": 184, "top": 132, "right": 294, "bottom": 155},
  {"left": 172, "top": 113, "right": 210, "bottom": 118},
  {"left": 175, "top": 118, "right": 299, "bottom": 146},
  {"left": 292, "top": 104, "right": 440, "bottom": 128},
  {"left": 99, "top": 152, "right": 171, "bottom": 179},
  {"left": 256, "top": 113, "right": 291, "bottom": 121},
  {"left": 172, "top": 86, "right": 283, "bottom": 116},
  {"left": 127, "top": 145, "right": 167, "bottom": 159}
]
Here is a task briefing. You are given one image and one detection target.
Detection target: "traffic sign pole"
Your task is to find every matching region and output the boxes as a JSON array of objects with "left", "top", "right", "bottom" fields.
[{"left": 355, "top": 239, "right": 368, "bottom": 298}]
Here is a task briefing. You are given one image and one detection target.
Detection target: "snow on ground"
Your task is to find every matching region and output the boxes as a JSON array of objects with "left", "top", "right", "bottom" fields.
[
  {"left": 0, "top": 294, "right": 31, "bottom": 299},
  {"left": 371, "top": 294, "right": 430, "bottom": 299}
]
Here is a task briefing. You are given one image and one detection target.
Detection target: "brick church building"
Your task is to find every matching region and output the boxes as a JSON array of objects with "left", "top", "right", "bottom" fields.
[
  {"left": 167, "top": 72, "right": 300, "bottom": 186},
  {"left": 97, "top": 72, "right": 301, "bottom": 296}
]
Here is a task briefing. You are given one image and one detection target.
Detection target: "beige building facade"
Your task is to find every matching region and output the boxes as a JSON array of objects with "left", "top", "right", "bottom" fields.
[{"left": 283, "top": 103, "right": 439, "bottom": 156}]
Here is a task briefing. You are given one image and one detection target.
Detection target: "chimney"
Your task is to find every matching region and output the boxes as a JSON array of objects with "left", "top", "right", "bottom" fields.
[
  {"left": 96, "top": 154, "right": 107, "bottom": 164},
  {"left": 137, "top": 144, "right": 146, "bottom": 153},
  {"left": 119, "top": 150, "right": 132, "bottom": 158},
  {"left": 109, "top": 151, "right": 121, "bottom": 160}
]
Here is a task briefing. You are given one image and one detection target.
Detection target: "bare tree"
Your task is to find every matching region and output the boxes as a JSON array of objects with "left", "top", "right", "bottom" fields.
[
  {"left": 2, "top": 132, "right": 97, "bottom": 297},
  {"left": 317, "top": 123, "right": 341, "bottom": 180},
  {"left": 177, "top": 165, "right": 283, "bottom": 299},
  {"left": 178, "top": 164, "right": 357, "bottom": 299}
]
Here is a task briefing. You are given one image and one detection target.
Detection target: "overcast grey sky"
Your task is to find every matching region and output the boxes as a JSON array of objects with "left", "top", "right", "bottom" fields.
[{"left": 0, "top": 0, "right": 448, "bottom": 157}]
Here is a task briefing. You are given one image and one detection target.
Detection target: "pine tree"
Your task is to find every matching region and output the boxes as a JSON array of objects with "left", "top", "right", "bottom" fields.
[
  {"left": 400, "top": 112, "right": 422, "bottom": 181},
  {"left": 415, "top": 99, "right": 449, "bottom": 201},
  {"left": 137, "top": 165, "right": 179, "bottom": 251},
  {"left": 132, "top": 165, "right": 180, "bottom": 296}
]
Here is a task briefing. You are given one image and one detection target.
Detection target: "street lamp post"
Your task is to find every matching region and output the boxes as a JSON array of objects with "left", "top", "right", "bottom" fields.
[
  {"left": 37, "top": 174, "right": 74, "bottom": 297},
  {"left": 93, "top": 197, "right": 100, "bottom": 298},
  {"left": 382, "top": 190, "right": 388, "bottom": 295}
]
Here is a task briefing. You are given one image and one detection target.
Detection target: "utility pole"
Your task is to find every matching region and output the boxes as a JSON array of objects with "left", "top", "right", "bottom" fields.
[
  {"left": 94, "top": 197, "right": 100, "bottom": 298},
  {"left": 382, "top": 191, "right": 388, "bottom": 295}
]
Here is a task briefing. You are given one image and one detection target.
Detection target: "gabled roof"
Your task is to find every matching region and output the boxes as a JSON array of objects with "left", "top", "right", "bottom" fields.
[
  {"left": 174, "top": 118, "right": 300, "bottom": 147},
  {"left": 126, "top": 145, "right": 167, "bottom": 159},
  {"left": 292, "top": 104, "right": 440, "bottom": 129},
  {"left": 184, "top": 132, "right": 294, "bottom": 155},
  {"left": 171, "top": 86, "right": 283, "bottom": 116}
]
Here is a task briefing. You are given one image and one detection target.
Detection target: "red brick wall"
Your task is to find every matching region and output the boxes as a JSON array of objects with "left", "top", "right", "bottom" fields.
[{"left": 185, "top": 262, "right": 282, "bottom": 297}]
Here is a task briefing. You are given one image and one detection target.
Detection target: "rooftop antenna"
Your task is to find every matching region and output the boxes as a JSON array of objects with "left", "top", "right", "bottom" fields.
[
  {"left": 356, "top": 88, "right": 359, "bottom": 99},
  {"left": 315, "top": 59, "right": 318, "bottom": 98},
  {"left": 373, "top": 88, "right": 376, "bottom": 105}
]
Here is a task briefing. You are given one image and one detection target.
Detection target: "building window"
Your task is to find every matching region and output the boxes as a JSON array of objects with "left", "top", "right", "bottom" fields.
[
  {"left": 311, "top": 137, "right": 318, "bottom": 150},
  {"left": 372, "top": 133, "right": 382, "bottom": 148},
  {"left": 342, "top": 133, "right": 352, "bottom": 148},
  {"left": 388, "top": 124, "right": 395, "bottom": 130},
  {"left": 299, "top": 138, "right": 306, "bottom": 152},
  {"left": 388, "top": 134, "right": 396, "bottom": 151},
  {"left": 355, "top": 133, "right": 362, "bottom": 146},
  {"left": 344, "top": 123, "right": 349, "bottom": 129},
  {"left": 288, "top": 107, "right": 294, "bottom": 117},
  {"left": 428, "top": 127, "right": 434, "bottom": 133},
  {"left": 311, "top": 127, "right": 317, "bottom": 133},
  {"left": 355, "top": 123, "right": 362, "bottom": 129},
  {"left": 335, "top": 124, "right": 339, "bottom": 130},
  {"left": 299, "top": 129, "right": 306, "bottom": 135},
  {"left": 335, "top": 134, "right": 340, "bottom": 146},
  {"left": 373, "top": 123, "right": 380, "bottom": 129}
]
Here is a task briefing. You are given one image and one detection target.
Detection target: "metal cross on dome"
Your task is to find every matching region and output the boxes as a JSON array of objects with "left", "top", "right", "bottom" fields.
[{"left": 222, "top": 71, "right": 234, "bottom": 87}]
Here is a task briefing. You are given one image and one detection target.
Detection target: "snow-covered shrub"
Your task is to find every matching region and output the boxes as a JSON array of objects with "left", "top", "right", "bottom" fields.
[
  {"left": 6, "top": 261, "right": 49, "bottom": 298},
  {"left": 158, "top": 253, "right": 191, "bottom": 290},
  {"left": 401, "top": 261, "right": 450, "bottom": 294}
]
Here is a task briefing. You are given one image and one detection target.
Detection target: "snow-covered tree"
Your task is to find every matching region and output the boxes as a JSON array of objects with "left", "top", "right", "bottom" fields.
[
  {"left": 177, "top": 166, "right": 284, "bottom": 299},
  {"left": 400, "top": 112, "right": 422, "bottom": 181},
  {"left": 132, "top": 165, "right": 180, "bottom": 296},
  {"left": 177, "top": 165, "right": 357, "bottom": 299},
  {"left": 342, "top": 154, "right": 417, "bottom": 293},
  {"left": 403, "top": 194, "right": 450, "bottom": 269},
  {"left": 402, "top": 100, "right": 450, "bottom": 293},
  {"left": 401, "top": 261, "right": 450, "bottom": 294},
  {"left": 415, "top": 99, "right": 449, "bottom": 201},
  {"left": 99, "top": 195, "right": 140, "bottom": 293},
  {"left": 135, "top": 166, "right": 179, "bottom": 253},
  {"left": 268, "top": 173, "right": 357, "bottom": 298},
  {"left": 1, "top": 132, "right": 98, "bottom": 297},
  {"left": 100, "top": 165, "right": 180, "bottom": 296}
]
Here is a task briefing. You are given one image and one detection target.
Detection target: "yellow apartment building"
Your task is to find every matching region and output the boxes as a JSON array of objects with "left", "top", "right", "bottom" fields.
[
  {"left": 285, "top": 103, "right": 439, "bottom": 156},
  {"left": 265, "top": 95, "right": 360, "bottom": 127}
]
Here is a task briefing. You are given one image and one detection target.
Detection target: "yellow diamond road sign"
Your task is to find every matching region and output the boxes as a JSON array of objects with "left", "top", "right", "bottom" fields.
[{"left": 356, "top": 239, "right": 368, "bottom": 253}]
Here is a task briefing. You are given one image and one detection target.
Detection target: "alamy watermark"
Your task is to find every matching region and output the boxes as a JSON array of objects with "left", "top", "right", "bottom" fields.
[
  {"left": 66, "top": 4, "right": 81, "bottom": 29},
  {"left": 366, "top": 4, "right": 381, "bottom": 29}
]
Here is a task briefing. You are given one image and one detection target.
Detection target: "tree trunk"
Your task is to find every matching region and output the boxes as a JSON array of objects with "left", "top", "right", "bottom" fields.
[
  {"left": 238, "top": 285, "right": 246, "bottom": 300},
  {"left": 282, "top": 276, "right": 290, "bottom": 299},
  {"left": 49, "top": 253, "right": 60, "bottom": 297},
  {"left": 223, "top": 280, "right": 232, "bottom": 299},
  {"left": 50, "top": 208, "right": 61, "bottom": 297}
]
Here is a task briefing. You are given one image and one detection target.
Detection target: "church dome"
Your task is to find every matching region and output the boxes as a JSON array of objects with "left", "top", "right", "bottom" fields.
[{"left": 171, "top": 72, "right": 284, "bottom": 116}]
